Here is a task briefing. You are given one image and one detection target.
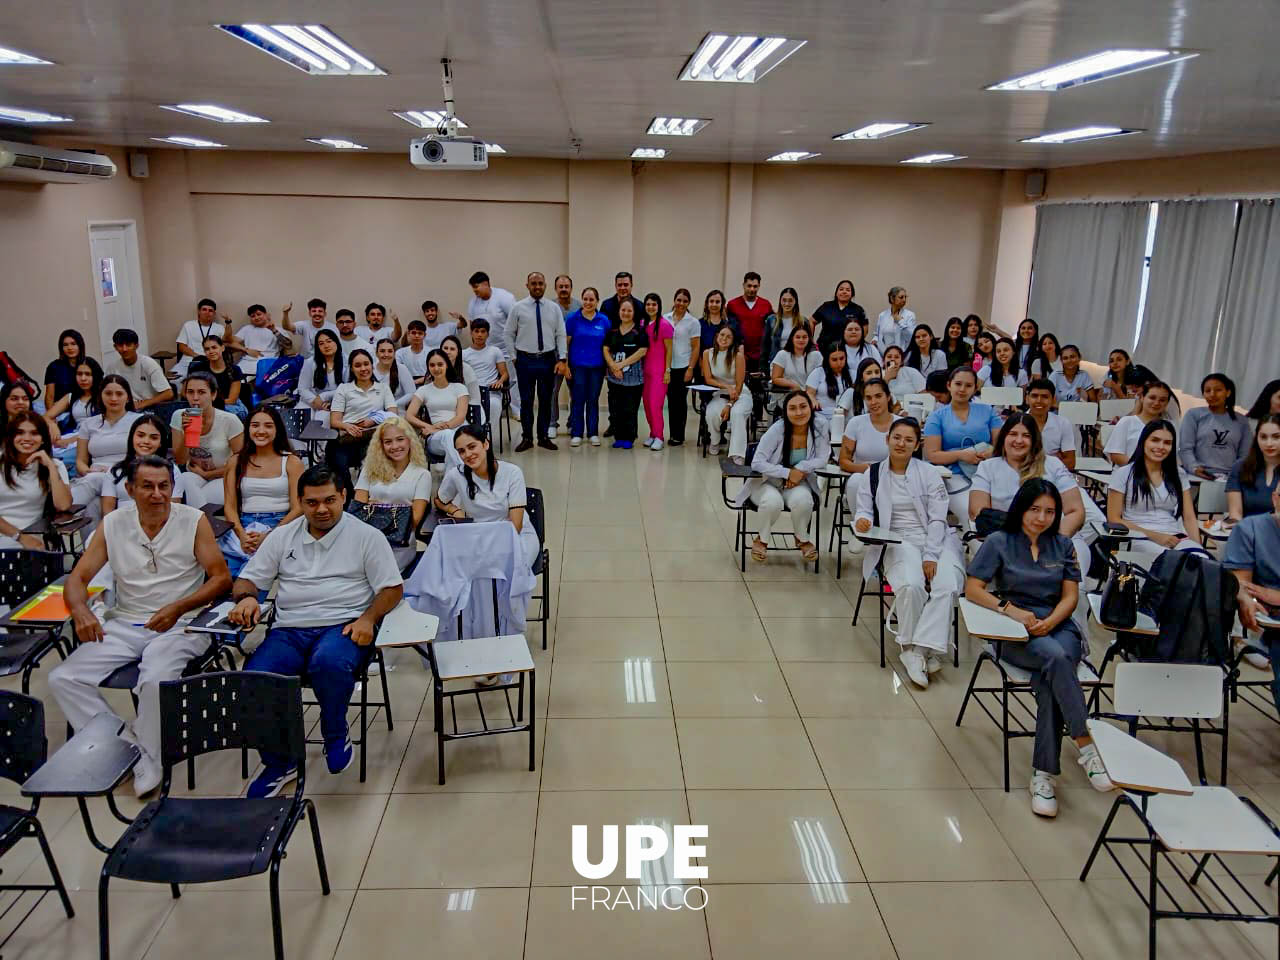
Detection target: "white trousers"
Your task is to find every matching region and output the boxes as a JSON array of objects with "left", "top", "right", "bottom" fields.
[
  {"left": 883, "top": 538, "right": 964, "bottom": 654},
  {"left": 182, "top": 474, "right": 225, "bottom": 510},
  {"left": 705, "top": 392, "right": 752, "bottom": 459},
  {"left": 1123, "top": 536, "right": 1209, "bottom": 565},
  {"left": 754, "top": 483, "right": 815, "bottom": 542},
  {"left": 947, "top": 486, "right": 972, "bottom": 534},
  {"left": 48, "top": 619, "right": 210, "bottom": 774},
  {"left": 427, "top": 429, "right": 462, "bottom": 469}
]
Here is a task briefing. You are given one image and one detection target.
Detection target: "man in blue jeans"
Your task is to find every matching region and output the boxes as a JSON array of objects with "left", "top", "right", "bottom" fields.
[{"left": 228, "top": 464, "right": 403, "bottom": 798}]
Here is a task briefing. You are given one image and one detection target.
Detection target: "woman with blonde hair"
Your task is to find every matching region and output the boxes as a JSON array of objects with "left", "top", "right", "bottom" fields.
[{"left": 354, "top": 416, "right": 432, "bottom": 571}]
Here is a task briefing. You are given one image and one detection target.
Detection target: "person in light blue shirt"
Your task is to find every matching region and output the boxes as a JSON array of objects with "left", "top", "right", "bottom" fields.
[
  {"left": 1223, "top": 487, "right": 1280, "bottom": 713},
  {"left": 922, "top": 365, "right": 1002, "bottom": 528},
  {"left": 565, "top": 287, "right": 612, "bottom": 445}
]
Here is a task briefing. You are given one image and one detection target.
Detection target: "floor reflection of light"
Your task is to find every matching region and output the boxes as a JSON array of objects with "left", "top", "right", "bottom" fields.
[
  {"left": 791, "top": 817, "right": 850, "bottom": 904},
  {"left": 446, "top": 888, "right": 475, "bottom": 911},
  {"left": 637, "top": 817, "right": 677, "bottom": 909},
  {"left": 945, "top": 815, "right": 964, "bottom": 845},
  {"left": 624, "top": 658, "right": 657, "bottom": 703}
]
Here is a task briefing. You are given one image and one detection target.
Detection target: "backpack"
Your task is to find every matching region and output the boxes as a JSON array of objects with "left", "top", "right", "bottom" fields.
[
  {"left": 868, "top": 461, "right": 882, "bottom": 526},
  {"left": 1136, "top": 549, "right": 1237, "bottom": 663},
  {"left": 253, "top": 355, "right": 304, "bottom": 404},
  {"left": 0, "top": 351, "right": 39, "bottom": 399}
]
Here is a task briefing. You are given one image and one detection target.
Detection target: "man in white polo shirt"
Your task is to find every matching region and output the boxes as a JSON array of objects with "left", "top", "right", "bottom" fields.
[
  {"left": 230, "top": 464, "right": 403, "bottom": 797},
  {"left": 51, "top": 456, "right": 232, "bottom": 796}
]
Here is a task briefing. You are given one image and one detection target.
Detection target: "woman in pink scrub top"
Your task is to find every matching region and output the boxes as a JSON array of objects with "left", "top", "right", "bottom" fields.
[{"left": 641, "top": 292, "right": 674, "bottom": 450}]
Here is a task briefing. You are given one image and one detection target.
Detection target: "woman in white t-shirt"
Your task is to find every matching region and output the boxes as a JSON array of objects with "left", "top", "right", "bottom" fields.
[
  {"left": 880, "top": 345, "right": 926, "bottom": 404},
  {"left": 838, "top": 378, "right": 900, "bottom": 518},
  {"left": 440, "top": 335, "right": 482, "bottom": 407},
  {"left": 770, "top": 325, "right": 821, "bottom": 392},
  {"left": 437, "top": 425, "right": 540, "bottom": 568},
  {"left": 1107, "top": 418, "right": 1204, "bottom": 564},
  {"left": 297, "top": 330, "right": 345, "bottom": 414},
  {"left": 170, "top": 372, "right": 245, "bottom": 509},
  {"left": 220, "top": 405, "right": 303, "bottom": 577},
  {"left": 44, "top": 358, "right": 102, "bottom": 467},
  {"left": 1047, "top": 344, "right": 1097, "bottom": 404},
  {"left": 100, "top": 414, "right": 187, "bottom": 515},
  {"left": 374, "top": 338, "right": 416, "bottom": 410},
  {"left": 355, "top": 416, "right": 432, "bottom": 572},
  {"left": 905, "top": 324, "right": 948, "bottom": 379},
  {"left": 977, "top": 338, "right": 1029, "bottom": 393},
  {"left": 0, "top": 412, "right": 71, "bottom": 549},
  {"left": 805, "top": 343, "right": 856, "bottom": 421},
  {"left": 328, "top": 348, "right": 397, "bottom": 481},
  {"left": 665, "top": 287, "right": 702, "bottom": 447},
  {"left": 1104, "top": 380, "right": 1174, "bottom": 466},
  {"left": 407, "top": 349, "right": 471, "bottom": 465},
  {"left": 73, "top": 375, "right": 140, "bottom": 508}
]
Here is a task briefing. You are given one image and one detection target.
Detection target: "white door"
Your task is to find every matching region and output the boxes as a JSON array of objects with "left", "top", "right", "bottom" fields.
[{"left": 88, "top": 221, "right": 147, "bottom": 354}]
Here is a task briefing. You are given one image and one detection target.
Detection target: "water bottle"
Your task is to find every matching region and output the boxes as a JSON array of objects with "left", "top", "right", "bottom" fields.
[{"left": 829, "top": 409, "right": 846, "bottom": 447}]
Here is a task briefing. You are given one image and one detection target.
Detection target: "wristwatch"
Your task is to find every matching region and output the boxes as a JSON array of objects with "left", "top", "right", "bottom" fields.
[{"left": 998, "top": 599, "right": 1010, "bottom": 612}]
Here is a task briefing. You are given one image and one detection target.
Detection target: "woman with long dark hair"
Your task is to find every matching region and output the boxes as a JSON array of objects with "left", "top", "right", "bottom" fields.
[
  {"left": 44, "top": 358, "right": 103, "bottom": 471},
  {"left": 220, "top": 405, "right": 303, "bottom": 577},
  {"left": 1104, "top": 379, "right": 1174, "bottom": 466},
  {"left": 665, "top": 287, "right": 701, "bottom": 446},
  {"left": 940, "top": 317, "right": 972, "bottom": 371},
  {"left": 1048, "top": 344, "right": 1097, "bottom": 403},
  {"left": 1013, "top": 318, "right": 1041, "bottom": 373},
  {"left": 1100, "top": 348, "right": 1138, "bottom": 400},
  {"left": 1107, "top": 419, "right": 1204, "bottom": 563},
  {"left": 880, "top": 344, "right": 926, "bottom": 403},
  {"left": 698, "top": 289, "right": 738, "bottom": 364},
  {"left": 407, "top": 349, "right": 470, "bottom": 465},
  {"left": 736, "top": 390, "right": 829, "bottom": 564},
  {"left": 1246, "top": 379, "right": 1280, "bottom": 427},
  {"left": 440, "top": 334, "right": 482, "bottom": 408},
  {"left": 966, "top": 478, "right": 1114, "bottom": 817},
  {"left": 1034, "top": 332, "right": 1063, "bottom": 378},
  {"left": 841, "top": 313, "right": 881, "bottom": 370},
  {"left": 188, "top": 334, "right": 245, "bottom": 416},
  {"left": 770, "top": 324, "right": 820, "bottom": 393},
  {"left": 0, "top": 382, "right": 37, "bottom": 440},
  {"left": 298, "top": 329, "right": 344, "bottom": 414},
  {"left": 904, "top": 324, "right": 947, "bottom": 378},
  {"left": 374, "top": 337, "right": 416, "bottom": 410},
  {"left": 604, "top": 299, "right": 649, "bottom": 450},
  {"left": 72, "top": 374, "right": 139, "bottom": 508},
  {"left": 1227, "top": 415, "right": 1280, "bottom": 524},
  {"left": 923, "top": 366, "right": 1001, "bottom": 529},
  {"left": 0, "top": 412, "right": 71, "bottom": 548},
  {"left": 171, "top": 371, "right": 245, "bottom": 508},
  {"left": 640, "top": 292, "right": 674, "bottom": 450},
  {"left": 773, "top": 286, "right": 811, "bottom": 353},
  {"left": 814, "top": 279, "right": 866, "bottom": 352},
  {"left": 971, "top": 331, "right": 996, "bottom": 373},
  {"left": 702, "top": 324, "right": 750, "bottom": 463},
  {"left": 963, "top": 314, "right": 983, "bottom": 350},
  {"left": 43, "top": 328, "right": 87, "bottom": 409},
  {"left": 436, "top": 424, "right": 540, "bottom": 568},
  {"left": 805, "top": 342, "right": 855, "bottom": 441},
  {"left": 101, "top": 413, "right": 184, "bottom": 515},
  {"left": 978, "top": 337, "right": 1028, "bottom": 391},
  {"left": 1179, "top": 373, "right": 1250, "bottom": 479}
]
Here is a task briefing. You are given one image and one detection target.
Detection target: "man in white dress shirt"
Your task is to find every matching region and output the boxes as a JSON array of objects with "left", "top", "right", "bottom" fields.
[
  {"left": 455, "top": 270, "right": 518, "bottom": 416},
  {"left": 507, "top": 272, "right": 567, "bottom": 453}
]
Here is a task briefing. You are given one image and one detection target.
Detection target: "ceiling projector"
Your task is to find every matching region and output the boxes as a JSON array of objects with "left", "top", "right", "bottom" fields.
[{"left": 409, "top": 136, "right": 488, "bottom": 170}]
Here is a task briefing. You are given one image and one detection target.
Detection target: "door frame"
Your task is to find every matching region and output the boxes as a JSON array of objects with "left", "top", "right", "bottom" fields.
[{"left": 87, "top": 219, "right": 148, "bottom": 354}]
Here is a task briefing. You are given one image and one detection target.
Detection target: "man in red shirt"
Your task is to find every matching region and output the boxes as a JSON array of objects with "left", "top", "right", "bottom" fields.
[{"left": 726, "top": 271, "right": 777, "bottom": 421}]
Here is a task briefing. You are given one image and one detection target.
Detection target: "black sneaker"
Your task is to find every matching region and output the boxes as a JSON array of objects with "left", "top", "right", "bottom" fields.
[
  {"left": 515, "top": 439, "right": 534, "bottom": 453},
  {"left": 537, "top": 439, "right": 559, "bottom": 451},
  {"left": 603, "top": 426, "right": 614, "bottom": 437},
  {"left": 668, "top": 439, "right": 684, "bottom": 446}
]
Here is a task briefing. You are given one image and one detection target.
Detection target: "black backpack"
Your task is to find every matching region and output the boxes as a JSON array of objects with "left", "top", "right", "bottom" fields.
[{"left": 1136, "top": 549, "right": 1237, "bottom": 663}]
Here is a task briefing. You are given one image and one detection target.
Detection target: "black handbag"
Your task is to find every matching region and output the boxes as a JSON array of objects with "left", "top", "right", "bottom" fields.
[
  {"left": 974, "top": 508, "right": 1007, "bottom": 538},
  {"left": 1099, "top": 561, "right": 1139, "bottom": 630},
  {"left": 346, "top": 501, "right": 414, "bottom": 547}
]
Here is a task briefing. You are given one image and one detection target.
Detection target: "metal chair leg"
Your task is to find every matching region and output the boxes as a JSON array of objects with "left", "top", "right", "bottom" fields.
[
  {"left": 98, "top": 870, "right": 111, "bottom": 960},
  {"left": 269, "top": 859, "right": 285, "bottom": 960},
  {"left": 305, "top": 799, "right": 331, "bottom": 894},
  {"left": 377, "top": 651, "right": 394, "bottom": 731},
  {"left": 34, "top": 817, "right": 74, "bottom": 918}
]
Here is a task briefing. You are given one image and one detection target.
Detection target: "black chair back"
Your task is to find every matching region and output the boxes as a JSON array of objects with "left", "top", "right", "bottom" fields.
[
  {"left": 158, "top": 672, "right": 305, "bottom": 774},
  {"left": 152, "top": 400, "right": 188, "bottom": 428},
  {"left": 525, "top": 487, "right": 546, "bottom": 544},
  {"left": 0, "top": 690, "right": 47, "bottom": 787},
  {"left": 283, "top": 407, "right": 311, "bottom": 441},
  {"left": 0, "top": 548, "right": 65, "bottom": 611}
]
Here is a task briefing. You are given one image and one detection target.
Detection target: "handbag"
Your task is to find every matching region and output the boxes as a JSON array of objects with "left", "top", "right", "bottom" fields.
[
  {"left": 974, "top": 508, "right": 1006, "bottom": 538},
  {"left": 1099, "top": 560, "right": 1139, "bottom": 630},
  {"left": 346, "top": 501, "right": 414, "bottom": 547}
]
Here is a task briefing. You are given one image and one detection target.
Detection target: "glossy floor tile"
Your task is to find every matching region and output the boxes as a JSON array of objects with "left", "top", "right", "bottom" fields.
[{"left": 3, "top": 436, "right": 1265, "bottom": 959}]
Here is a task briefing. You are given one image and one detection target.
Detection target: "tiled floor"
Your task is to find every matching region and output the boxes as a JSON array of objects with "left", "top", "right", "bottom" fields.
[{"left": 4, "top": 432, "right": 1280, "bottom": 959}]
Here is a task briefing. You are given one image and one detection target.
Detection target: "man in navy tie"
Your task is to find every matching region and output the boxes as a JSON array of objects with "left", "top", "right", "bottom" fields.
[{"left": 506, "top": 271, "right": 568, "bottom": 451}]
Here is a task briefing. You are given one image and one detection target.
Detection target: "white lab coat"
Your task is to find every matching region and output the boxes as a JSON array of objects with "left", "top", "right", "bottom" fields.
[
  {"left": 853, "top": 457, "right": 959, "bottom": 580},
  {"left": 734, "top": 420, "right": 831, "bottom": 508}
]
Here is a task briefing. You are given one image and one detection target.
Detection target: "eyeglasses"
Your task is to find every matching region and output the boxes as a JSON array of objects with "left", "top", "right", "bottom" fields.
[{"left": 142, "top": 542, "right": 158, "bottom": 574}]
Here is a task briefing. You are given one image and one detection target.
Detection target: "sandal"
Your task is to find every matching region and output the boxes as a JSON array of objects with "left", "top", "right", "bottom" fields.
[
  {"left": 799, "top": 540, "right": 818, "bottom": 562},
  {"left": 751, "top": 539, "right": 768, "bottom": 563}
]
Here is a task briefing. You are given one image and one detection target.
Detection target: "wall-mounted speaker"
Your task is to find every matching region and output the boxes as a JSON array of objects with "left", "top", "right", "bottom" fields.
[
  {"left": 1025, "top": 169, "right": 1046, "bottom": 199},
  {"left": 128, "top": 152, "right": 149, "bottom": 179}
]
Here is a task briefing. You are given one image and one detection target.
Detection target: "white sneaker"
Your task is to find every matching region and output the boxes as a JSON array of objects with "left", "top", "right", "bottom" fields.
[
  {"left": 590, "top": 435, "right": 601, "bottom": 446},
  {"left": 548, "top": 425, "right": 558, "bottom": 439},
  {"left": 651, "top": 439, "right": 664, "bottom": 451},
  {"left": 132, "top": 756, "right": 163, "bottom": 798},
  {"left": 708, "top": 444, "right": 720, "bottom": 456},
  {"left": 899, "top": 649, "right": 929, "bottom": 689},
  {"left": 1030, "top": 770, "right": 1058, "bottom": 818},
  {"left": 570, "top": 436, "right": 582, "bottom": 447},
  {"left": 1077, "top": 744, "right": 1115, "bottom": 792},
  {"left": 1236, "top": 639, "right": 1271, "bottom": 671},
  {"left": 926, "top": 653, "right": 945, "bottom": 675}
]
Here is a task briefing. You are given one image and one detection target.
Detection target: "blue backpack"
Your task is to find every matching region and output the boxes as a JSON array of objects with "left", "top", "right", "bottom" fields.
[{"left": 253, "top": 356, "right": 304, "bottom": 403}]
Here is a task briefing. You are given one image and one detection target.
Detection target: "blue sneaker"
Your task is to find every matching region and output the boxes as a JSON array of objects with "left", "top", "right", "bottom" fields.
[
  {"left": 247, "top": 762, "right": 297, "bottom": 799},
  {"left": 617, "top": 441, "right": 633, "bottom": 449},
  {"left": 326, "top": 737, "right": 353, "bottom": 775}
]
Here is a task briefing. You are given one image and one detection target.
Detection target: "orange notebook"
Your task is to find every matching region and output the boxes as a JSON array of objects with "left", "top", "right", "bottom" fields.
[{"left": 7, "top": 584, "right": 103, "bottom": 623}]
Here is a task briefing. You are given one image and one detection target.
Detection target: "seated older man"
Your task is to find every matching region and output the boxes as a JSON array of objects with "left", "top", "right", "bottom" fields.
[
  {"left": 51, "top": 455, "right": 231, "bottom": 796},
  {"left": 229, "top": 464, "right": 403, "bottom": 798}
]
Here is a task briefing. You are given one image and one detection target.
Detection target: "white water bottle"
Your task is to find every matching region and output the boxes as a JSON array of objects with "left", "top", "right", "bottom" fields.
[{"left": 829, "top": 409, "right": 846, "bottom": 447}]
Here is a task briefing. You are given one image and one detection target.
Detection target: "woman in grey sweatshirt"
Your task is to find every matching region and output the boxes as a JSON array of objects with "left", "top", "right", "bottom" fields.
[{"left": 1179, "top": 373, "right": 1251, "bottom": 479}]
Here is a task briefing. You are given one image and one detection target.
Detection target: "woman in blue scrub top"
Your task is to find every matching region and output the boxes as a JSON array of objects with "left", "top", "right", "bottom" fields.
[
  {"left": 922, "top": 366, "right": 1001, "bottom": 529},
  {"left": 965, "top": 479, "right": 1115, "bottom": 818}
]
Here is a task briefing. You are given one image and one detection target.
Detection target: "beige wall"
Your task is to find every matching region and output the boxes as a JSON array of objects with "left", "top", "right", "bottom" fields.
[
  {"left": 0, "top": 146, "right": 152, "bottom": 371},
  {"left": 1040, "top": 147, "right": 1280, "bottom": 202}
]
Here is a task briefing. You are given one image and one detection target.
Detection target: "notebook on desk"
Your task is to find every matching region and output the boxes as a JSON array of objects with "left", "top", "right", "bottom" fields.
[
  {"left": 7, "top": 584, "right": 104, "bottom": 623},
  {"left": 186, "top": 600, "right": 274, "bottom": 635}
]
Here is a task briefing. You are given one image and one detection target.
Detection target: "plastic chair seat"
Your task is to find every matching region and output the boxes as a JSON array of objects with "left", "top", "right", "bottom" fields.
[
  {"left": 0, "top": 630, "right": 57, "bottom": 677},
  {"left": 100, "top": 661, "right": 139, "bottom": 690},
  {"left": 982, "top": 642, "right": 1099, "bottom": 686},
  {"left": 105, "top": 796, "right": 295, "bottom": 884}
]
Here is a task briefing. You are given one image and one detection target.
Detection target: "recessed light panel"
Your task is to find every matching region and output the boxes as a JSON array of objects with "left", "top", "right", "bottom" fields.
[
  {"left": 393, "top": 110, "right": 469, "bottom": 130},
  {"left": 306, "top": 137, "right": 367, "bottom": 150},
  {"left": 900, "top": 153, "right": 966, "bottom": 164},
  {"left": 646, "top": 116, "right": 711, "bottom": 136},
  {"left": 766, "top": 151, "right": 820, "bottom": 162},
  {"left": 160, "top": 104, "right": 267, "bottom": 123},
  {"left": 987, "top": 48, "right": 1198, "bottom": 92},
  {"left": 631, "top": 147, "right": 667, "bottom": 159},
  {"left": 833, "top": 122, "right": 929, "bottom": 141},
  {"left": 0, "top": 44, "right": 52, "bottom": 65},
  {"left": 217, "top": 24, "right": 385, "bottom": 76},
  {"left": 0, "top": 106, "right": 71, "bottom": 123},
  {"left": 152, "top": 136, "right": 226, "bottom": 148},
  {"left": 1020, "top": 126, "right": 1140, "bottom": 144},
  {"left": 679, "top": 33, "right": 805, "bottom": 83}
]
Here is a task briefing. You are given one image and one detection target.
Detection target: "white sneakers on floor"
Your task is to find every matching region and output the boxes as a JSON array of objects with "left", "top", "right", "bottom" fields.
[
  {"left": 899, "top": 649, "right": 929, "bottom": 688},
  {"left": 1030, "top": 770, "right": 1058, "bottom": 818},
  {"left": 590, "top": 435, "right": 601, "bottom": 446},
  {"left": 547, "top": 425, "right": 558, "bottom": 439},
  {"left": 651, "top": 439, "right": 664, "bottom": 451},
  {"left": 926, "top": 652, "right": 945, "bottom": 675},
  {"left": 1077, "top": 743, "right": 1115, "bottom": 792},
  {"left": 570, "top": 436, "right": 582, "bottom": 447},
  {"left": 708, "top": 444, "right": 720, "bottom": 455}
]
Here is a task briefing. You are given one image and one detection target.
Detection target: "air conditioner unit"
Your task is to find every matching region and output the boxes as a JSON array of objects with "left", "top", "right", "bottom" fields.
[{"left": 0, "top": 141, "right": 117, "bottom": 183}]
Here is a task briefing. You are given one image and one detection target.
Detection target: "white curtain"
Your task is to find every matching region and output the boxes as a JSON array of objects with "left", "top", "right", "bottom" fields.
[
  {"left": 1027, "top": 202, "right": 1149, "bottom": 364},
  {"left": 1136, "top": 200, "right": 1238, "bottom": 391},
  {"left": 1214, "top": 200, "right": 1280, "bottom": 407}
]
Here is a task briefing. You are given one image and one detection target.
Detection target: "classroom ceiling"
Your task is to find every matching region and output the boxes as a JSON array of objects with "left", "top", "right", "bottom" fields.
[{"left": 0, "top": 0, "right": 1277, "bottom": 168}]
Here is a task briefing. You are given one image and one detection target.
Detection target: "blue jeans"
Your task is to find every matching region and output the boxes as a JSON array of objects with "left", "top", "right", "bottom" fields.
[
  {"left": 568, "top": 365, "right": 605, "bottom": 438},
  {"left": 218, "top": 510, "right": 286, "bottom": 578},
  {"left": 244, "top": 623, "right": 365, "bottom": 767}
]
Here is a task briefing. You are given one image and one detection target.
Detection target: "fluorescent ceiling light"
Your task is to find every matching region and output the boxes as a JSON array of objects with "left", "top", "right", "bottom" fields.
[
  {"left": 393, "top": 110, "right": 469, "bottom": 130},
  {"left": 484, "top": 143, "right": 506, "bottom": 154},
  {"left": 987, "top": 48, "right": 1198, "bottom": 92},
  {"left": 767, "top": 151, "right": 820, "bottom": 162},
  {"left": 306, "top": 137, "right": 367, "bottom": 150},
  {"left": 901, "top": 153, "right": 966, "bottom": 164},
  {"left": 152, "top": 136, "right": 226, "bottom": 148},
  {"left": 646, "top": 116, "right": 711, "bottom": 137},
  {"left": 833, "top": 122, "right": 929, "bottom": 141},
  {"left": 0, "top": 44, "right": 52, "bottom": 65},
  {"left": 0, "top": 105, "right": 71, "bottom": 123},
  {"left": 679, "top": 32, "right": 805, "bottom": 83},
  {"left": 631, "top": 147, "right": 667, "bottom": 159},
  {"left": 216, "top": 24, "right": 385, "bottom": 76},
  {"left": 1021, "top": 125, "right": 1139, "bottom": 144},
  {"left": 161, "top": 104, "right": 267, "bottom": 123}
]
